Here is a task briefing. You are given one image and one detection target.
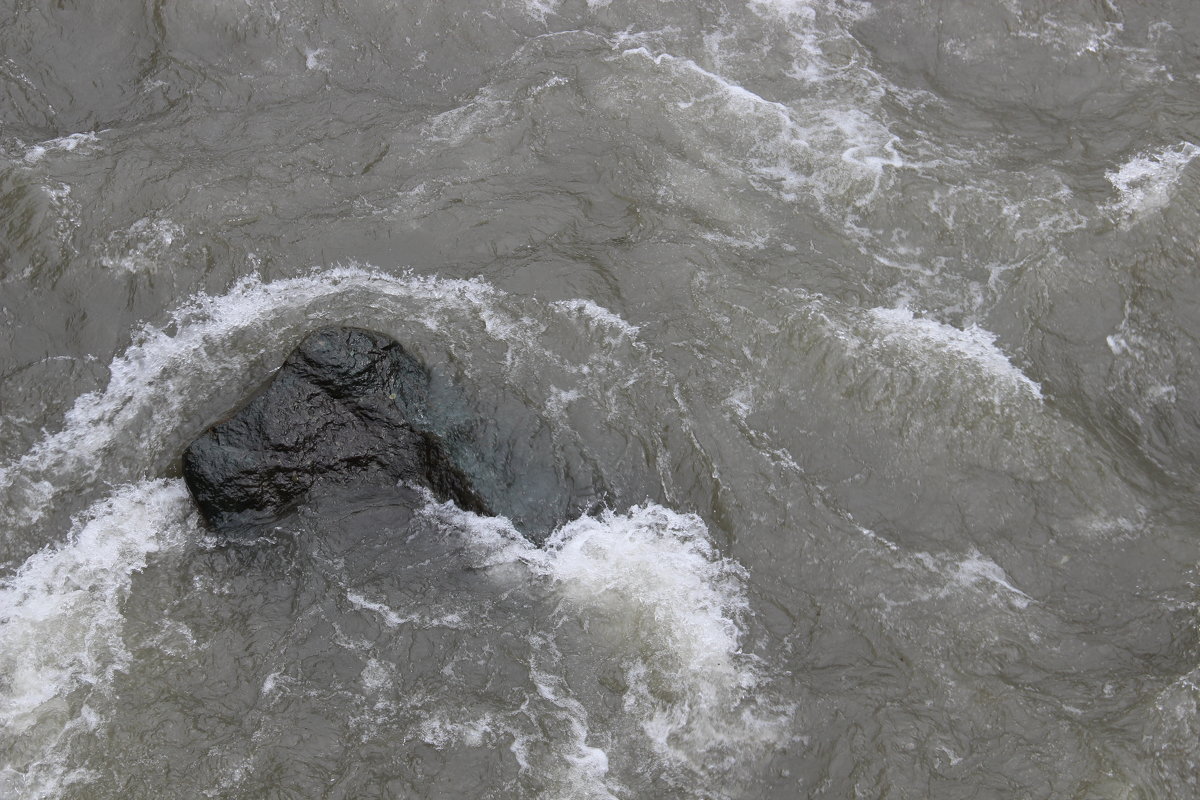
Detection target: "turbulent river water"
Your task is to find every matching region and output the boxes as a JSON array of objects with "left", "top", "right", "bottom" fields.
[{"left": 2, "top": 1, "right": 1200, "bottom": 798}]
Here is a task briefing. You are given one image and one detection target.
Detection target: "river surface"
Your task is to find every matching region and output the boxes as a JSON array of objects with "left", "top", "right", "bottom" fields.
[{"left": 2, "top": 1, "right": 1200, "bottom": 798}]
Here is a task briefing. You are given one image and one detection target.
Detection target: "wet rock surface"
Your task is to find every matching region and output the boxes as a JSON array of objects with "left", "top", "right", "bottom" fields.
[{"left": 182, "top": 326, "right": 490, "bottom": 538}]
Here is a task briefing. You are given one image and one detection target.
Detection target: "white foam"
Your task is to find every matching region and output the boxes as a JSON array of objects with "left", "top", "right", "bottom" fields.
[
  {"left": 0, "top": 480, "right": 193, "bottom": 798},
  {"left": 359, "top": 659, "right": 393, "bottom": 695},
  {"left": 424, "top": 498, "right": 789, "bottom": 782},
  {"left": 22, "top": 132, "right": 99, "bottom": 165},
  {"left": 417, "top": 713, "right": 494, "bottom": 749},
  {"left": 418, "top": 496, "right": 536, "bottom": 571},
  {"left": 950, "top": 552, "right": 1032, "bottom": 610},
  {"left": 1106, "top": 142, "right": 1200, "bottom": 219},
  {"left": 550, "top": 299, "right": 641, "bottom": 340},
  {"left": 3, "top": 260, "right": 654, "bottom": 556},
  {"left": 344, "top": 587, "right": 467, "bottom": 632},
  {"left": 543, "top": 386, "right": 584, "bottom": 429},
  {"left": 304, "top": 48, "right": 330, "bottom": 72},
  {"left": 725, "top": 385, "right": 754, "bottom": 418},
  {"left": 525, "top": 0, "right": 563, "bottom": 21},
  {"left": 869, "top": 307, "right": 1044, "bottom": 401},
  {"left": 99, "top": 216, "right": 183, "bottom": 273},
  {"left": 0, "top": 265, "right": 515, "bottom": 539},
  {"left": 545, "top": 506, "right": 777, "bottom": 765},
  {"left": 616, "top": 45, "right": 902, "bottom": 214},
  {"left": 544, "top": 506, "right": 748, "bottom": 674},
  {"left": 1147, "top": 665, "right": 1200, "bottom": 766},
  {"left": 1010, "top": 11, "right": 1123, "bottom": 57},
  {"left": 699, "top": 230, "right": 771, "bottom": 250},
  {"left": 346, "top": 591, "right": 413, "bottom": 627},
  {"left": 423, "top": 87, "right": 511, "bottom": 147},
  {"left": 260, "top": 671, "right": 285, "bottom": 697},
  {"left": 748, "top": 0, "right": 821, "bottom": 18},
  {"left": 381, "top": 500, "right": 627, "bottom": 796},
  {"left": 851, "top": 525, "right": 1035, "bottom": 614},
  {"left": 0, "top": 264, "right": 768, "bottom": 788}
]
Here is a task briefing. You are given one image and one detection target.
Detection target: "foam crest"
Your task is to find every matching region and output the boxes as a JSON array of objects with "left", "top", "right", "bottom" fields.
[
  {"left": 419, "top": 495, "right": 538, "bottom": 570},
  {"left": 868, "top": 307, "right": 1044, "bottom": 402},
  {"left": 543, "top": 505, "right": 749, "bottom": 686},
  {"left": 1106, "top": 142, "right": 1200, "bottom": 220},
  {"left": 22, "top": 132, "right": 100, "bottom": 165},
  {"left": 550, "top": 299, "right": 641, "bottom": 341},
  {"left": 544, "top": 506, "right": 777, "bottom": 768},
  {"left": 425, "top": 499, "right": 754, "bottom": 684},
  {"left": 424, "top": 498, "right": 788, "bottom": 784},
  {"left": 0, "top": 480, "right": 192, "bottom": 798}
]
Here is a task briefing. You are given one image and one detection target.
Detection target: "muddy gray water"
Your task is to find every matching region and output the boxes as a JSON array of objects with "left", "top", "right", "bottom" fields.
[{"left": 2, "top": 1, "right": 1200, "bottom": 798}]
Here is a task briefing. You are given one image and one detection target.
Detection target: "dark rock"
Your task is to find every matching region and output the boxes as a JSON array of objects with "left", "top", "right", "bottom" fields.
[{"left": 182, "top": 326, "right": 490, "bottom": 538}]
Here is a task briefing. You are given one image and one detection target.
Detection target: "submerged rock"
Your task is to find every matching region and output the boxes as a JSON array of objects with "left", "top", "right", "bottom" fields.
[{"left": 182, "top": 326, "right": 490, "bottom": 538}]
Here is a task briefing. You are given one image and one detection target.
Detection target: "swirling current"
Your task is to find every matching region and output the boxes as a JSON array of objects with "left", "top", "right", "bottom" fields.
[{"left": 2, "top": 1, "right": 1199, "bottom": 798}]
